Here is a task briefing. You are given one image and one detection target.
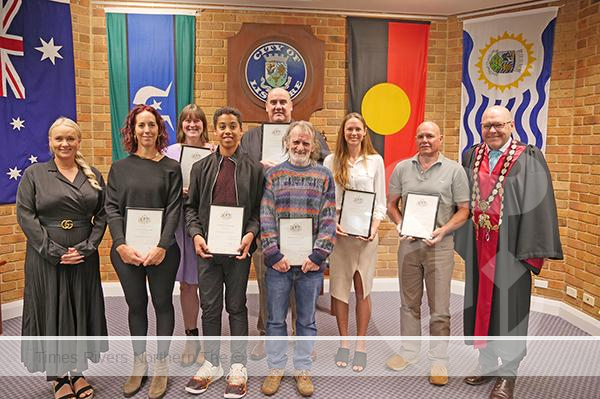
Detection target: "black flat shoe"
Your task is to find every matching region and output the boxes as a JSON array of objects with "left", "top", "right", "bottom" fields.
[{"left": 334, "top": 347, "right": 350, "bottom": 368}]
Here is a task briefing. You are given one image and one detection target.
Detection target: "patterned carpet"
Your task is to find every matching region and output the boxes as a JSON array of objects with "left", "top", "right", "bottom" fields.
[{"left": 1, "top": 292, "right": 599, "bottom": 398}]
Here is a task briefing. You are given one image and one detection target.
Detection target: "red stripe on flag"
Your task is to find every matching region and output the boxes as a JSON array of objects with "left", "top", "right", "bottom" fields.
[{"left": 385, "top": 22, "right": 429, "bottom": 174}]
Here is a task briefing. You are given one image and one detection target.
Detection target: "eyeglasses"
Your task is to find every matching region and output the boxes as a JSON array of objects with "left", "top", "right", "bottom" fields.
[{"left": 481, "top": 121, "right": 512, "bottom": 131}]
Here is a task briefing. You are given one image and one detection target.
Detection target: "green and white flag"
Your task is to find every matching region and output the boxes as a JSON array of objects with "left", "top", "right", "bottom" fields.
[{"left": 106, "top": 10, "right": 195, "bottom": 160}]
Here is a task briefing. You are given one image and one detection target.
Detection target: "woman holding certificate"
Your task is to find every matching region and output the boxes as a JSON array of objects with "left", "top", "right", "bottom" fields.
[
  {"left": 323, "top": 113, "right": 386, "bottom": 372},
  {"left": 165, "top": 104, "right": 214, "bottom": 367},
  {"left": 106, "top": 105, "right": 182, "bottom": 399},
  {"left": 17, "top": 117, "right": 107, "bottom": 399}
]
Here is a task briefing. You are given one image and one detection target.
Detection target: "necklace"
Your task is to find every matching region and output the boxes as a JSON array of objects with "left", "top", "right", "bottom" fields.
[
  {"left": 136, "top": 152, "right": 161, "bottom": 160},
  {"left": 471, "top": 140, "right": 517, "bottom": 240}
]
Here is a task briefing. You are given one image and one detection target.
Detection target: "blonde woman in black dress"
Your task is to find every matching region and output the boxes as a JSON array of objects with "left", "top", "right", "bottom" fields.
[{"left": 17, "top": 117, "right": 108, "bottom": 399}]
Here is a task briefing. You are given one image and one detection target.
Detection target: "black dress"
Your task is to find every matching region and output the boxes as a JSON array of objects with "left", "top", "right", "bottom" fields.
[{"left": 16, "top": 159, "right": 108, "bottom": 377}]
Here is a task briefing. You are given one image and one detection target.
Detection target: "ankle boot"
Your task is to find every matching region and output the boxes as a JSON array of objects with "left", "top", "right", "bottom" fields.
[
  {"left": 148, "top": 357, "right": 169, "bottom": 399},
  {"left": 181, "top": 328, "right": 201, "bottom": 367},
  {"left": 123, "top": 352, "right": 148, "bottom": 397}
]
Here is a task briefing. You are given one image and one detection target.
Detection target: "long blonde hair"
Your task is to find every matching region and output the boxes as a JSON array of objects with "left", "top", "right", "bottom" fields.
[
  {"left": 49, "top": 117, "right": 102, "bottom": 191},
  {"left": 333, "top": 113, "right": 378, "bottom": 187}
]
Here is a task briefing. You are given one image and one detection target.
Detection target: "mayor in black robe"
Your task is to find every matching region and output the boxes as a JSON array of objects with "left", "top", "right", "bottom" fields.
[{"left": 455, "top": 106, "right": 563, "bottom": 390}]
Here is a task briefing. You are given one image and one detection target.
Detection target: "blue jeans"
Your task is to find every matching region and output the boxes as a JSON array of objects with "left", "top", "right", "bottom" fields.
[{"left": 265, "top": 267, "right": 323, "bottom": 371}]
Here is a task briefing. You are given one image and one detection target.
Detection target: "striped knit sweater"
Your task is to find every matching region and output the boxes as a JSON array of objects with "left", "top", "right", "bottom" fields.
[{"left": 260, "top": 160, "right": 336, "bottom": 271}]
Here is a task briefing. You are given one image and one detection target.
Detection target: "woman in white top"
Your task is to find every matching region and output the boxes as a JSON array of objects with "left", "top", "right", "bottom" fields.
[{"left": 323, "top": 112, "right": 386, "bottom": 372}]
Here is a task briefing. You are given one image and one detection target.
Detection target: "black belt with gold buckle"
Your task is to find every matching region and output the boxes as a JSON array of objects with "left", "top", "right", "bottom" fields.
[{"left": 39, "top": 218, "right": 91, "bottom": 230}]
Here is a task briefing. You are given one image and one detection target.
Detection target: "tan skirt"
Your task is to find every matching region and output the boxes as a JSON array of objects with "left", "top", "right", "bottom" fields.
[{"left": 329, "top": 234, "right": 378, "bottom": 304}]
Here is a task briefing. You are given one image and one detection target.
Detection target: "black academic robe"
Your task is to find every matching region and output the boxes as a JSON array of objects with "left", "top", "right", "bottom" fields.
[{"left": 455, "top": 143, "right": 563, "bottom": 347}]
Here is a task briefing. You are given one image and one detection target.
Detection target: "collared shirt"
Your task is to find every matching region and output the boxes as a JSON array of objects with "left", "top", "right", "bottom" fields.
[
  {"left": 487, "top": 139, "right": 511, "bottom": 173},
  {"left": 388, "top": 152, "right": 470, "bottom": 228},
  {"left": 323, "top": 153, "right": 387, "bottom": 220}
]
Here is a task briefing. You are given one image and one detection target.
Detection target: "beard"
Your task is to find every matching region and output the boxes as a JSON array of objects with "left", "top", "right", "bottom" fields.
[{"left": 288, "top": 151, "right": 311, "bottom": 166}]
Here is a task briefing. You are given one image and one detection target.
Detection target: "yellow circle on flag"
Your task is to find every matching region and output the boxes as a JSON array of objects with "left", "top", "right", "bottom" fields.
[{"left": 361, "top": 83, "right": 411, "bottom": 135}]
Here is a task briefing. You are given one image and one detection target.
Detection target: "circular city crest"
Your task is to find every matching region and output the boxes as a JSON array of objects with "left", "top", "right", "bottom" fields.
[
  {"left": 245, "top": 41, "right": 307, "bottom": 102},
  {"left": 475, "top": 32, "right": 535, "bottom": 92}
]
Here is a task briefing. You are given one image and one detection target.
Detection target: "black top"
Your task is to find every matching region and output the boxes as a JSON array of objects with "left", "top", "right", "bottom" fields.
[
  {"left": 16, "top": 159, "right": 107, "bottom": 264},
  {"left": 105, "top": 154, "right": 182, "bottom": 249}
]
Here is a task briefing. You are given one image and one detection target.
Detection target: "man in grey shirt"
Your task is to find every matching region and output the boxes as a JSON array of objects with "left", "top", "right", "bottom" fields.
[
  {"left": 239, "top": 88, "right": 330, "bottom": 360},
  {"left": 385, "top": 121, "right": 470, "bottom": 386}
]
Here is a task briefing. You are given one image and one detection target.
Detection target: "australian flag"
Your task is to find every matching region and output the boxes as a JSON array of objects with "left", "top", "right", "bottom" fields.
[{"left": 0, "top": 0, "right": 76, "bottom": 204}]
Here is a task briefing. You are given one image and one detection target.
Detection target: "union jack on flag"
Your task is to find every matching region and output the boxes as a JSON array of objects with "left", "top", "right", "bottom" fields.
[{"left": 0, "top": 0, "right": 76, "bottom": 204}]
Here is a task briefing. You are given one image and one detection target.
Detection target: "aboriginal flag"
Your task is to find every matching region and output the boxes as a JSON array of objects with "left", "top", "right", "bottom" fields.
[{"left": 348, "top": 18, "right": 429, "bottom": 175}]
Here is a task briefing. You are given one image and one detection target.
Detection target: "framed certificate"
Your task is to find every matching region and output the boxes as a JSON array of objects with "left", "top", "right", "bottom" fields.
[
  {"left": 339, "top": 189, "right": 376, "bottom": 238},
  {"left": 400, "top": 193, "right": 440, "bottom": 239},
  {"left": 125, "top": 207, "right": 163, "bottom": 257},
  {"left": 279, "top": 218, "right": 313, "bottom": 266},
  {"left": 179, "top": 145, "right": 211, "bottom": 188},
  {"left": 261, "top": 123, "right": 289, "bottom": 163},
  {"left": 207, "top": 205, "right": 245, "bottom": 256}
]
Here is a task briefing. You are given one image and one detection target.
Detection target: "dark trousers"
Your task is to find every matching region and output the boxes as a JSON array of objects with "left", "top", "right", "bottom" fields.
[
  {"left": 197, "top": 255, "right": 250, "bottom": 366},
  {"left": 111, "top": 243, "right": 180, "bottom": 358}
]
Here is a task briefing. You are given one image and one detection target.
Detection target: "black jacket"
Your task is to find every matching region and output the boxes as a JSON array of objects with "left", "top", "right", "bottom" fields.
[{"left": 184, "top": 146, "right": 264, "bottom": 253}]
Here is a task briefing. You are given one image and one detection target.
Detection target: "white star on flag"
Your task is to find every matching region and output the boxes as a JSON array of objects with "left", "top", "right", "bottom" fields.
[
  {"left": 10, "top": 117, "right": 25, "bottom": 131},
  {"left": 28, "top": 155, "right": 38, "bottom": 164},
  {"left": 7, "top": 166, "right": 22, "bottom": 180},
  {"left": 35, "top": 37, "right": 63, "bottom": 65},
  {"left": 150, "top": 99, "right": 162, "bottom": 110}
]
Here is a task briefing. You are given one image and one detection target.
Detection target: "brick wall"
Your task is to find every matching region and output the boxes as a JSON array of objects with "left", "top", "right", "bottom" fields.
[{"left": 1, "top": 0, "right": 598, "bottom": 320}]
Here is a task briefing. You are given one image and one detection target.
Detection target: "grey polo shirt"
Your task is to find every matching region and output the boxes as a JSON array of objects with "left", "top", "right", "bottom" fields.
[{"left": 388, "top": 153, "right": 470, "bottom": 228}]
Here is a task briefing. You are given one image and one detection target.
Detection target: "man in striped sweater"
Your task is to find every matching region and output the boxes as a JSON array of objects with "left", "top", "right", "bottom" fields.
[{"left": 259, "top": 121, "right": 336, "bottom": 397}]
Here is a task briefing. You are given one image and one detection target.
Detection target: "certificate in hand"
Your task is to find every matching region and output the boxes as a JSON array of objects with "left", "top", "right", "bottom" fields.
[
  {"left": 400, "top": 193, "right": 440, "bottom": 239},
  {"left": 179, "top": 145, "right": 211, "bottom": 188},
  {"left": 261, "top": 123, "right": 289, "bottom": 164},
  {"left": 125, "top": 207, "right": 163, "bottom": 257},
  {"left": 207, "top": 205, "right": 244, "bottom": 256},
  {"left": 339, "top": 189, "right": 375, "bottom": 238},
  {"left": 279, "top": 218, "right": 313, "bottom": 266}
]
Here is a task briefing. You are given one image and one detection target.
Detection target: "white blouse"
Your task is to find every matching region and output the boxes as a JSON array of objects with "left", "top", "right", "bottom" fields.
[{"left": 323, "top": 153, "right": 387, "bottom": 221}]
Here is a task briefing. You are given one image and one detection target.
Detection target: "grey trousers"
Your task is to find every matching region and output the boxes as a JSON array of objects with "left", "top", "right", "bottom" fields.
[{"left": 397, "top": 236, "right": 455, "bottom": 366}]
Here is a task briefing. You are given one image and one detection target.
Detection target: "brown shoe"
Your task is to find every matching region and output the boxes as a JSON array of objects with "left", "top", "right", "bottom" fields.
[
  {"left": 261, "top": 369, "right": 284, "bottom": 396},
  {"left": 429, "top": 365, "right": 448, "bottom": 386},
  {"left": 489, "top": 377, "right": 515, "bottom": 399},
  {"left": 294, "top": 370, "right": 314, "bottom": 397},
  {"left": 464, "top": 375, "right": 495, "bottom": 386},
  {"left": 181, "top": 328, "right": 201, "bottom": 367},
  {"left": 147, "top": 358, "right": 169, "bottom": 399},
  {"left": 250, "top": 340, "right": 266, "bottom": 361},
  {"left": 385, "top": 354, "right": 415, "bottom": 371},
  {"left": 123, "top": 353, "right": 148, "bottom": 398}
]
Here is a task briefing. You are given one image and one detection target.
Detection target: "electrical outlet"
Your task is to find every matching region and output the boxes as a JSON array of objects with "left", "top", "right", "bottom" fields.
[
  {"left": 566, "top": 286, "right": 577, "bottom": 298},
  {"left": 583, "top": 293, "right": 595, "bottom": 307},
  {"left": 534, "top": 279, "right": 548, "bottom": 289}
]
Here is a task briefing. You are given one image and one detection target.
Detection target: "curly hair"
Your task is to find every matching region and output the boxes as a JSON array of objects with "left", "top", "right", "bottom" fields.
[
  {"left": 120, "top": 104, "right": 169, "bottom": 153},
  {"left": 212, "top": 106, "right": 243, "bottom": 130},
  {"left": 283, "top": 120, "right": 321, "bottom": 163},
  {"left": 176, "top": 104, "right": 209, "bottom": 144}
]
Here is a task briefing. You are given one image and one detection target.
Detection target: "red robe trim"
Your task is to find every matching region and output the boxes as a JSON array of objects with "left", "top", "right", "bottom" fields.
[{"left": 472, "top": 143, "right": 525, "bottom": 348}]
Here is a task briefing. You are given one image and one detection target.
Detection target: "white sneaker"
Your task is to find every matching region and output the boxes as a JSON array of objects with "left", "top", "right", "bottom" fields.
[
  {"left": 185, "top": 359, "right": 224, "bottom": 395},
  {"left": 224, "top": 363, "right": 248, "bottom": 399}
]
